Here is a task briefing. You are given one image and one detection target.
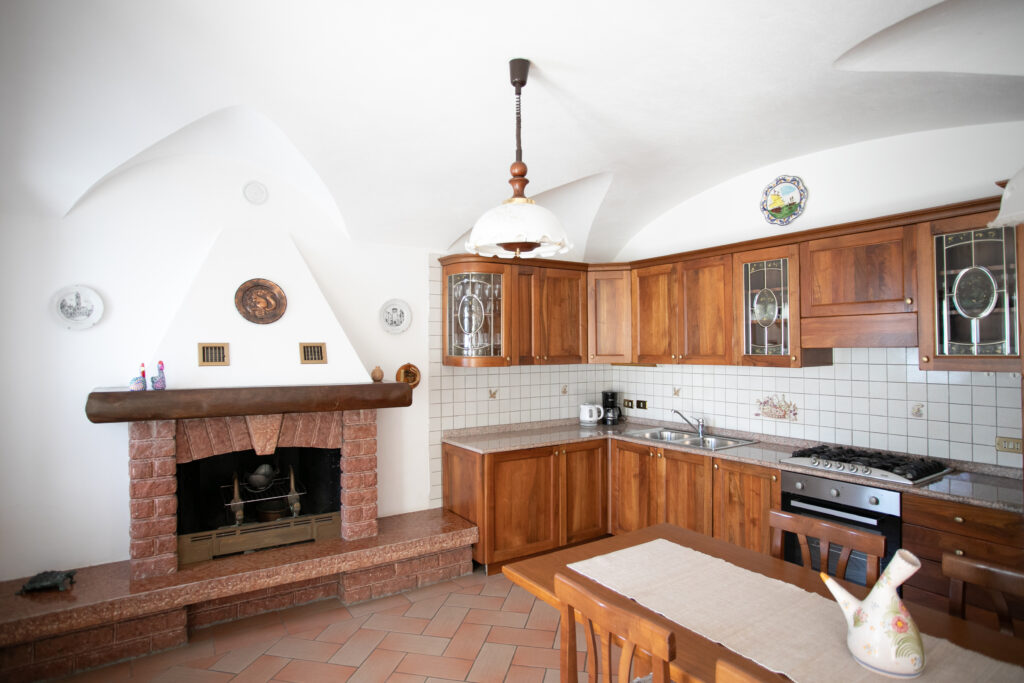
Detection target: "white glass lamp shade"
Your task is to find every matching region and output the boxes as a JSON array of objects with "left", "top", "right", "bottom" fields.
[
  {"left": 990, "top": 166, "right": 1024, "bottom": 228},
  {"left": 466, "top": 199, "right": 572, "bottom": 258}
]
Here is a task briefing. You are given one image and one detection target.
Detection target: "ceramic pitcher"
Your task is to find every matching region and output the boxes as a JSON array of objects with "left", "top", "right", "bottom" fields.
[{"left": 820, "top": 549, "right": 925, "bottom": 678}]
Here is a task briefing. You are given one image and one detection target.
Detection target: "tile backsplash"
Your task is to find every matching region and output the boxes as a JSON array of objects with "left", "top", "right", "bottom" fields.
[{"left": 427, "top": 258, "right": 1023, "bottom": 504}]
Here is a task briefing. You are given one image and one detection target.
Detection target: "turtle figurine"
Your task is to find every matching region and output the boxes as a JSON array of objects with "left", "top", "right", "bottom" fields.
[{"left": 18, "top": 570, "right": 77, "bottom": 595}]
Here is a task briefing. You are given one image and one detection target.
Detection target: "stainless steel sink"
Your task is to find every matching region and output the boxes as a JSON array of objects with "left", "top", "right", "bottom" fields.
[{"left": 625, "top": 429, "right": 757, "bottom": 451}]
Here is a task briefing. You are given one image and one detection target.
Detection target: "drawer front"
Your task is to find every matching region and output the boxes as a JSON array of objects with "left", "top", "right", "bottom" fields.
[
  {"left": 902, "top": 495, "right": 1024, "bottom": 547},
  {"left": 902, "top": 524, "right": 1024, "bottom": 566}
]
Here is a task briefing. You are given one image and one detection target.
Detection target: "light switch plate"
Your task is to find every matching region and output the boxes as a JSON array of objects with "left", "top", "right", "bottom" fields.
[
  {"left": 623, "top": 399, "right": 634, "bottom": 408},
  {"left": 636, "top": 400, "right": 647, "bottom": 409},
  {"left": 995, "top": 436, "right": 1022, "bottom": 453}
]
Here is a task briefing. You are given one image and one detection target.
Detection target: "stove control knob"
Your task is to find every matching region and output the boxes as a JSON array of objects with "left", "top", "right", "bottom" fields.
[
  {"left": 836, "top": 463, "right": 845, "bottom": 471},
  {"left": 868, "top": 496, "right": 879, "bottom": 506},
  {"left": 830, "top": 488, "right": 840, "bottom": 498},
  {"left": 795, "top": 481, "right": 804, "bottom": 491},
  {"left": 863, "top": 467, "right": 871, "bottom": 475},
  {"left": 810, "top": 457, "right": 818, "bottom": 465}
]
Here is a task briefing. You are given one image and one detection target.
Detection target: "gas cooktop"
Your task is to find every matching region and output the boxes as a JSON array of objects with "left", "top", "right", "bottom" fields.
[{"left": 780, "top": 445, "right": 953, "bottom": 486}]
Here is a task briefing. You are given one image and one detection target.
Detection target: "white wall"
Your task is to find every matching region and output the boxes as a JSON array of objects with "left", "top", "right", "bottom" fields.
[{"left": 0, "top": 151, "right": 432, "bottom": 582}]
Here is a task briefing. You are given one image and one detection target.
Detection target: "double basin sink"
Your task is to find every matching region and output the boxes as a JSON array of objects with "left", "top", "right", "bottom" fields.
[{"left": 624, "top": 428, "right": 757, "bottom": 451}]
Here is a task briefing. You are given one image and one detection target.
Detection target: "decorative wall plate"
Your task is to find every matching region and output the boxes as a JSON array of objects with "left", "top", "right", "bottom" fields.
[
  {"left": 235, "top": 278, "right": 286, "bottom": 324},
  {"left": 760, "top": 175, "right": 807, "bottom": 226},
  {"left": 396, "top": 362, "right": 421, "bottom": 389},
  {"left": 380, "top": 299, "right": 412, "bottom": 334},
  {"left": 51, "top": 285, "right": 104, "bottom": 330}
]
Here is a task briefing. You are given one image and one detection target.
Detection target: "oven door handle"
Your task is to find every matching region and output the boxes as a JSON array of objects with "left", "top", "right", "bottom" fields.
[{"left": 789, "top": 499, "right": 880, "bottom": 527}]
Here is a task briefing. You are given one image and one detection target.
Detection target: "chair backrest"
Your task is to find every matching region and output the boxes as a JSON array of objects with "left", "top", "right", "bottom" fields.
[
  {"left": 942, "top": 552, "right": 1024, "bottom": 636},
  {"left": 554, "top": 572, "right": 676, "bottom": 683},
  {"left": 768, "top": 509, "right": 886, "bottom": 587}
]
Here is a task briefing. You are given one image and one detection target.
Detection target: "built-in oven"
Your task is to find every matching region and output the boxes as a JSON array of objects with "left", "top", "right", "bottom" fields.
[{"left": 780, "top": 471, "right": 900, "bottom": 586}]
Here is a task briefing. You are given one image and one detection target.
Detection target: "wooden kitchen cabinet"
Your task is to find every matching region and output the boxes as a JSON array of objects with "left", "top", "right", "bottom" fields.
[
  {"left": 916, "top": 209, "right": 1022, "bottom": 372},
  {"left": 587, "top": 266, "right": 632, "bottom": 363},
  {"left": 609, "top": 441, "right": 712, "bottom": 536},
  {"left": 443, "top": 439, "right": 607, "bottom": 571},
  {"left": 678, "top": 254, "right": 733, "bottom": 365},
  {"left": 441, "top": 260, "right": 513, "bottom": 367},
  {"left": 901, "top": 494, "right": 1024, "bottom": 629},
  {"left": 632, "top": 262, "right": 679, "bottom": 363},
  {"left": 733, "top": 244, "right": 830, "bottom": 368},
  {"left": 512, "top": 265, "right": 588, "bottom": 365},
  {"left": 712, "top": 458, "right": 781, "bottom": 554},
  {"left": 799, "top": 226, "right": 918, "bottom": 348}
]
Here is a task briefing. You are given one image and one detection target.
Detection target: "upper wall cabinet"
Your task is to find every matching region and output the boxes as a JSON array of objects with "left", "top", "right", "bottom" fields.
[
  {"left": 733, "top": 244, "right": 830, "bottom": 368},
  {"left": 679, "top": 255, "right": 733, "bottom": 365},
  {"left": 799, "top": 226, "right": 918, "bottom": 348},
  {"left": 512, "top": 265, "right": 588, "bottom": 365},
  {"left": 632, "top": 263, "right": 679, "bottom": 363},
  {"left": 442, "top": 260, "right": 513, "bottom": 367},
  {"left": 917, "top": 210, "right": 1021, "bottom": 372},
  {"left": 587, "top": 267, "right": 632, "bottom": 363}
]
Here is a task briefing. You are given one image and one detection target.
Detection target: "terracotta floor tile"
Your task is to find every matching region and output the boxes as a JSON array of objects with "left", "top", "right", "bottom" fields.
[
  {"left": 347, "top": 594, "right": 412, "bottom": 616},
  {"left": 422, "top": 605, "right": 470, "bottom": 638},
  {"left": 486, "top": 626, "right": 556, "bottom": 648},
  {"left": 443, "top": 622, "right": 490, "bottom": 660},
  {"left": 403, "top": 593, "right": 449, "bottom": 620},
  {"left": 328, "top": 628, "right": 388, "bottom": 667},
  {"left": 478, "top": 575, "right": 513, "bottom": 598},
  {"left": 444, "top": 593, "right": 506, "bottom": 611},
  {"left": 451, "top": 569, "right": 488, "bottom": 587},
  {"left": 387, "top": 675, "right": 427, "bottom": 683},
  {"left": 346, "top": 648, "right": 406, "bottom": 683},
  {"left": 209, "top": 644, "right": 268, "bottom": 673},
  {"left": 282, "top": 603, "right": 353, "bottom": 636},
  {"left": 511, "top": 645, "right": 582, "bottom": 670},
  {"left": 525, "top": 600, "right": 560, "bottom": 631},
  {"left": 182, "top": 653, "right": 225, "bottom": 670},
  {"left": 423, "top": 679, "right": 467, "bottom": 683},
  {"left": 130, "top": 640, "right": 217, "bottom": 680},
  {"left": 378, "top": 631, "right": 451, "bottom": 656},
  {"left": 505, "top": 664, "right": 546, "bottom": 682},
  {"left": 394, "top": 653, "right": 473, "bottom": 679},
  {"left": 272, "top": 659, "right": 356, "bottom": 683},
  {"left": 451, "top": 583, "right": 485, "bottom": 596},
  {"left": 264, "top": 636, "right": 340, "bottom": 662},
  {"left": 363, "top": 612, "right": 431, "bottom": 634},
  {"left": 228, "top": 654, "right": 289, "bottom": 683},
  {"left": 147, "top": 665, "right": 233, "bottom": 682},
  {"left": 209, "top": 622, "right": 287, "bottom": 655},
  {"left": 463, "top": 608, "right": 528, "bottom": 628},
  {"left": 501, "top": 586, "right": 536, "bottom": 613},
  {"left": 315, "top": 614, "right": 369, "bottom": 644},
  {"left": 403, "top": 581, "right": 460, "bottom": 602},
  {"left": 62, "top": 660, "right": 132, "bottom": 682},
  {"left": 465, "top": 642, "right": 515, "bottom": 682}
]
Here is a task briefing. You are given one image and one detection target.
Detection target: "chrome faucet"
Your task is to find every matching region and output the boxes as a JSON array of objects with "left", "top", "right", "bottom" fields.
[{"left": 672, "top": 409, "right": 705, "bottom": 439}]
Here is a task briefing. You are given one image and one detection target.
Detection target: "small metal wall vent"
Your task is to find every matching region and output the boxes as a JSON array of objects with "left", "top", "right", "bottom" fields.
[
  {"left": 198, "top": 343, "right": 230, "bottom": 366},
  {"left": 300, "top": 343, "right": 327, "bottom": 364}
]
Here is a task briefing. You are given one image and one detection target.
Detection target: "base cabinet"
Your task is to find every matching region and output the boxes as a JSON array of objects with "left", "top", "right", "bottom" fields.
[
  {"left": 711, "top": 458, "right": 781, "bottom": 554},
  {"left": 443, "top": 440, "right": 608, "bottom": 570}
]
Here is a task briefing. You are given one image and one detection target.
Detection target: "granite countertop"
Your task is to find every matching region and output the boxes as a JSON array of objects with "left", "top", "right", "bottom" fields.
[{"left": 442, "top": 420, "right": 1024, "bottom": 514}]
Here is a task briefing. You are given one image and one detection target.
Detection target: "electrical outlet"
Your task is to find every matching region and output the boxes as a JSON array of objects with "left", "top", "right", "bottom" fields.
[
  {"left": 623, "top": 399, "right": 634, "bottom": 408},
  {"left": 636, "top": 400, "right": 647, "bottom": 409},
  {"left": 995, "top": 436, "right": 1023, "bottom": 453}
]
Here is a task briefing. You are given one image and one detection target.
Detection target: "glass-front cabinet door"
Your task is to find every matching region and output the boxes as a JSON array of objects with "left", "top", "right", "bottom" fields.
[
  {"left": 919, "top": 210, "right": 1020, "bottom": 371},
  {"left": 442, "top": 260, "right": 512, "bottom": 367}
]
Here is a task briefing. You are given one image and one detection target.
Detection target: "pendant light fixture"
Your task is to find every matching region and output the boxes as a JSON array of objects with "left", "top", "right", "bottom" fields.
[
  {"left": 465, "top": 58, "right": 571, "bottom": 259},
  {"left": 989, "top": 166, "right": 1024, "bottom": 228}
]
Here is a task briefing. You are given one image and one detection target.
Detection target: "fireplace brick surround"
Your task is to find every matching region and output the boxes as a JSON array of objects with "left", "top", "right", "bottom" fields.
[{"left": 1, "top": 389, "right": 478, "bottom": 682}]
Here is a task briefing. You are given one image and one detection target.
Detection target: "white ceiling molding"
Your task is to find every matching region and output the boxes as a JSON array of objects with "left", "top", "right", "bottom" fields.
[{"left": 834, "top": 0, "right": 1024, "bottom": 77}]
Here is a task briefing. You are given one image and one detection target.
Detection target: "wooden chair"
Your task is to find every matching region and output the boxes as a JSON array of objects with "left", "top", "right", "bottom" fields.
[
  {"left": 554, "top": 572, "right": 676, "bottom": 683},
  {"left": 768, "top": 509, "right": 886, "bottom": 587},
  {"left": 942, "top": 552, "right": 1024, "bottom": 636}
]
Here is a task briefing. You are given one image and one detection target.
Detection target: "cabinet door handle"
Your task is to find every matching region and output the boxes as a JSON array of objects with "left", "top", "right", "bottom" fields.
[
  {"left": 790, "top": 355, "right": 797, "bottom": 362},
  {"left": 921, "top": 356, "right": 930, "bottom": 363},
  {"left": 671, "top": 354, "right": 676, "bottom": 359},
  {"left": 953, "top": 516, "right": 964, "bottom": 524},
  {"left": 562, "top": 450, "right": 566, "bottom": 456},
  {"left": 954, "top": 549, "right": 964, "bottom": 556},
  {"left": 657, "top": 449, "right": 663, "bottom": 458},
  {"left": 590, "top": 354, "right": 595, "bottom": 359},
  {"left": 506, "top": 357, "right": 511, "bottom": 362},
  {"left": 534, "top": 355, "right": 539, "bottom": 360},
  {"left": 543, "top": 356, "right": 548, "bottom": 361},
  {"left": 713, "top": 463, "right": 719, "bottom": 470},
  {"left": 771, "top": 474, "right": 777, "bottom": 482},
  {"left": 905, "top": 297, "right": 913, "bottom": 305}
]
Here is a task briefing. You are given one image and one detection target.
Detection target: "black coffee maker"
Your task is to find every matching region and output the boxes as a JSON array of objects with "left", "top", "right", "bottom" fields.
[{"left": 602, "top": 391, "right": 621, "bottom": 425}]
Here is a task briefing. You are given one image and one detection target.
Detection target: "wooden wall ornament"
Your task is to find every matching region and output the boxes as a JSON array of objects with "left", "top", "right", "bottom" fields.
[
  {"left": 235, "top": 278, "right": 287, "bottom": 324},
  {"left": 396, "top": 362, "right": 421, "bottom": 389}
]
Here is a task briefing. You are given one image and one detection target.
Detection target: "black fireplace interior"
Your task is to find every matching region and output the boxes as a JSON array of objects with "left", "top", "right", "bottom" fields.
[{"left": 177, "top": 447, "right": 341, "bottom": 534}]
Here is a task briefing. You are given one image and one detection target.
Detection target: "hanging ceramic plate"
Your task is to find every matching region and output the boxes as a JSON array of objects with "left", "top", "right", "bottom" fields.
[
  {"left": 51, "top": 285, "right": 104, "bottom": 330},
  {"left": 380, "top": 299, "right": 412, "bottom": 334},
  {"left": 952, "top": 266, "right": 998, "bottom": 319},
  {"left": 760, "top": 175, "right": 808, "bottom": 226}
]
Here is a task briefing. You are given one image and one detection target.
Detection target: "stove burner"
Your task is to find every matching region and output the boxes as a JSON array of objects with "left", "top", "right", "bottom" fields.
[{"left": 787, "top": 445, "right": 952, "bottom": 485}]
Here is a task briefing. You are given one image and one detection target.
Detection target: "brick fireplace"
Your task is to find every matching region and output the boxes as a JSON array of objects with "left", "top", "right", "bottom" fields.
[{"left": 129, "top": 408, "right": 379, "bottom": 581}]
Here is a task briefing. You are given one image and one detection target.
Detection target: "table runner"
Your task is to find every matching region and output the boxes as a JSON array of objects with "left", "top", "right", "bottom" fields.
[{"left": 567, "top": 539, "right": 1022, "bottom": 682}]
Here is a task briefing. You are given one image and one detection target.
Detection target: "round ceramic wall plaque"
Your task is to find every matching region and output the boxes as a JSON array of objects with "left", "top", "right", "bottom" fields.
[
  {"left": 234, "top": 278, "right": 287, "bottom": 324},
  {"left": 380, "top": 299, "right": 412, "bottom": 334},
  {"left": 51, "top": 285, "right": 104, "bottom": 330},
  {"left": 760, "top": 175, "right": 808, "bottom": 226}
]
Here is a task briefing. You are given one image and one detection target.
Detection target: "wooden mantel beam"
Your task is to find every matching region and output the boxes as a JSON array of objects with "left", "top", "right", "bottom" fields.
[{"left": 85, "top": 382, "right": 413, "bottom": 423}]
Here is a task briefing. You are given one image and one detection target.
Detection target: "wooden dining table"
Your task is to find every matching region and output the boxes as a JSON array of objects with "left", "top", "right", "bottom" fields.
[{"left": 502, "top": 524, "right": 1024, "bottom": 682}]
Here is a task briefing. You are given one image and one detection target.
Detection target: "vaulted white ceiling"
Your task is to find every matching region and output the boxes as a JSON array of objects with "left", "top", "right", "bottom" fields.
[{"left": 2, "top": 0, "right": 1023, "bottom": 262}]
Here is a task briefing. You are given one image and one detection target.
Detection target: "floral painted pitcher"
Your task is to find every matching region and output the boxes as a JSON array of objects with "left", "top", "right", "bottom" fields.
[{"left": 821, "top": 549, "right": 925, "bottom": 678}]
